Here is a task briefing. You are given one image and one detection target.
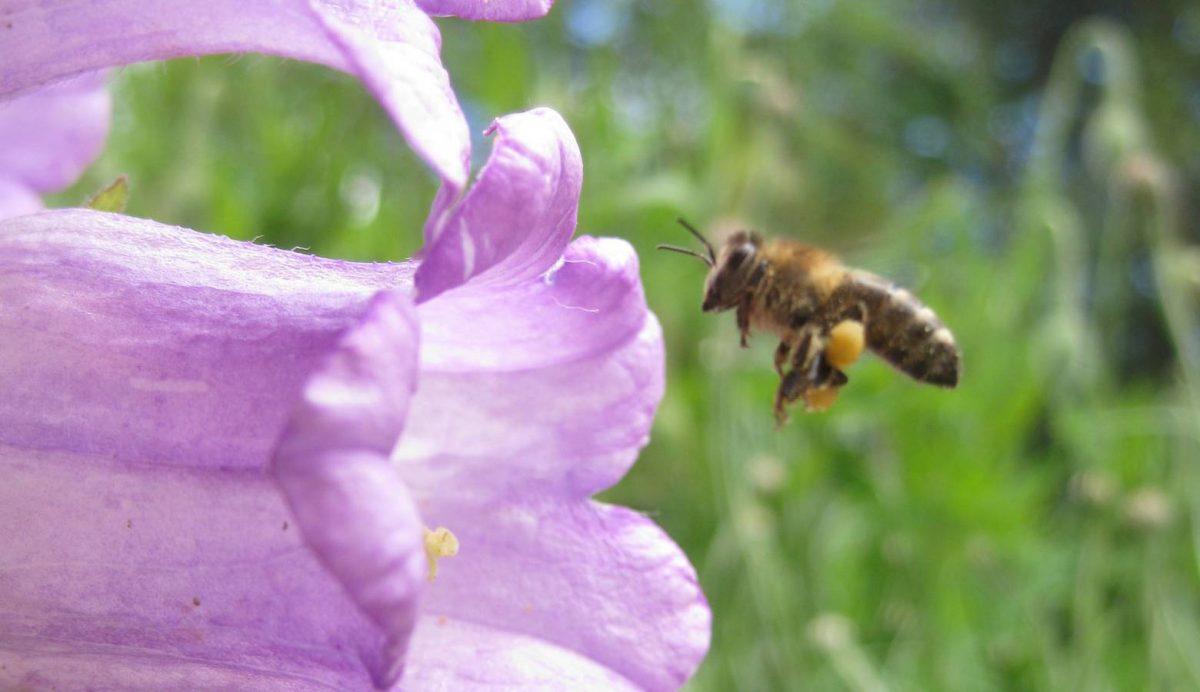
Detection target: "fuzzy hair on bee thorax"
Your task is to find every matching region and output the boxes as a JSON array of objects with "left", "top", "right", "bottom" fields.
[{"left": 741, "top": 239, "right": 846, "bottom": 335}]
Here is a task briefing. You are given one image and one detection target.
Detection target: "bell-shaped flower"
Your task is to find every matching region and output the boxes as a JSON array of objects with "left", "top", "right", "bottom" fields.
[{"left": 0, "top": 1, "right": 710, "bottom": 689}]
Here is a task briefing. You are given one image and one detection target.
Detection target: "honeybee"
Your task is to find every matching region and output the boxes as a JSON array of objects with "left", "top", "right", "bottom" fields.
[{"left": 659, "top": 219, "right": 960, "bottom": 423}]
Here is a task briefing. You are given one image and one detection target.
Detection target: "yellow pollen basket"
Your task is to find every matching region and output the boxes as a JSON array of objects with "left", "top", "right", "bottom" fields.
[
  {"left": 423, "top": 526, "right": 459, "bottom": 582},
  {"left": 804, "top": 386, "right": 840, "bottom": 412},
  {"left": 826, "top": 320, "right": 865, "bottom": 370}
]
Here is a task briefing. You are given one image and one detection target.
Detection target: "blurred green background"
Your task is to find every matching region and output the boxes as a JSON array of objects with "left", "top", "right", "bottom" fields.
[{"left": 52, "top": 1, "right": 1200, "bottom": 689}]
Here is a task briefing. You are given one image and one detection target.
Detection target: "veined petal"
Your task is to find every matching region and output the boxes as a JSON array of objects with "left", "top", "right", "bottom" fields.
[
  {"left": 416, "top": 0, "right": 555, "bottom": 22},
  {"left": 405, "top": 617, "right": 639, "bottom": 690},
  {"left": 399, "top": 237, "right": 661, "bottom": 502},
  {"left": 0, "top": 210, "right": 408, "bottom": 470},
  {"left": 420, "top": 236, "right": 646, "bottom": 372},
  {"left": 412, "top": 500, "right": 711, "bottom": 691},
  {"left": 0, "top": 444, "right": 383, "bottom": 689},
  {"left": 0, "top": 72, "right": 110, "bottom": 219},
  {"left": 401, "top": 234, "right": 709, "bottom": 687},
  {"left": 0, "top": 0, "right": 468, "bottom": 189},
  {"left": 0, "top": 211, "right": 425, "bottom": 687},
  {"left": 1, "top": 201, "right": 709, "bottom": 687},
  {"left": 272, "top": 292, "right": 426, "bottom": 689},
  {"left": 415, "top": 108, "right": 582, "bottom": 302}
]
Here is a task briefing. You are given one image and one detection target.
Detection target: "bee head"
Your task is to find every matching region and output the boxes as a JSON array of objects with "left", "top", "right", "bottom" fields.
[
  {"left": 701, "top": 230, "right": 762, "bottom": 312},
  {"left": 658, "top": 219, "right": 763, "bottom": 313}
]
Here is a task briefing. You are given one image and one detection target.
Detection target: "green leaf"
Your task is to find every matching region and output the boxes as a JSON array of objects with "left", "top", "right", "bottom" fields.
[{"left": 85, "top": 176, "right": 130, "bottom": 213}]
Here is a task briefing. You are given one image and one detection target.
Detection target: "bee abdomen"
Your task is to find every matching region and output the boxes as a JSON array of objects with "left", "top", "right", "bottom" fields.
[{"left": 845, "top": 273, "right": 960, "bottom": 388}]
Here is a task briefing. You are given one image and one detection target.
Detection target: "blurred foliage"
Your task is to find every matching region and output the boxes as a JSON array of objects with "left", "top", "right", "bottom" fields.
[{"left": 50, "top": 1, "right": 1200, "bottom": 690}]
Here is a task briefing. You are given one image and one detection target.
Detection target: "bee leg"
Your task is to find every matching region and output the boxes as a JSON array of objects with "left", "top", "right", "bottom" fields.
[
  {"left": 736, "top": 299, "right": 752, "bottom": 348},
  {"left": 773, "top": 340, "right": 792, "bottom": 376},
  {"left": 809, "top": 356, "right": 848, "bottom": 389},
  {"left": 791, "top": 327, "right": 821, "bottom": 378},
  {"left": 805, "top": 347, "right": 825, "bottom": 382},
  {"left": 774, "top": 369, "right": 804, "bottom": 425}
]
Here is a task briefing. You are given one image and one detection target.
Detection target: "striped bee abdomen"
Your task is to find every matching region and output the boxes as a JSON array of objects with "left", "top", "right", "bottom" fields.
[{"left": 841, "top": 271, "right": 960, "bottom": 388}]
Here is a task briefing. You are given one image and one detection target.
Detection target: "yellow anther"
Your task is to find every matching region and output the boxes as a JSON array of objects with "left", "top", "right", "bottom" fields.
[
  {"left": 826, "top": 320, "right": 865, "bottom": 370},
  {"left": 423, "top": 526, "right": 459, "bottom": 582}
]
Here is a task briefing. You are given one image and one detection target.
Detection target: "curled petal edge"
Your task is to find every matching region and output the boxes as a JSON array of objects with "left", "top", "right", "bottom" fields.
[
  {"left": 0, "top": 0, "right": 469, "bottom": 190},
  {"left": 271, "top": 290, "right": 426, "bottom": 688},
  {"left": 415, "top": 107, "right": 582, "bottom": 302},
  {"left": 415, "top": 0, "right": 555, "bottom": 22}
]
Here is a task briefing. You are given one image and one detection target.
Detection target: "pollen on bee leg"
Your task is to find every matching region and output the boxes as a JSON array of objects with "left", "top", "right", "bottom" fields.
[
  {"left": 826, "top": 320, "right": 865, "bottom": 370},
  {"left": 423, "top": 526, "right": 460, "bottom": 582},
  {"left": 804, "top": 386, "right": 840, "bottom": 412}
]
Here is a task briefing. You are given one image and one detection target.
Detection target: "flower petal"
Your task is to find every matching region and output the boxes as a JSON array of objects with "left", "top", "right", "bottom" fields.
[
  {"left": 309, "top": 0, "right": 470, "bottom": 192},
  {"left": 0, "top": 72, "right": 110, "bottom": 219},
  {"left": 0, "top": 445, "right": 382, "bottom": 689},
  {"left": 412, "top": 500, "right": 711, "bottom": 691},
  {"left": 0, "top": 210, "right": 413, "bottom": 686},
  {"left": 272, "top": 291, "right": 426, "bottom": 688},
  {"left": 400, "top": 236, "right": 711, "bottom": 688},
  {"left": 416, "top": 0, "right": 555, "bottom": 22},
  {"left": 1, "top": 0, "right": 468, "bottom": 188},
  {"left": 399, "top": 236, "right": 660, "bottom": 502},
  {"left": 0, "top": 204, "right": 710, "bottom": 688},
  {"left": 404, "top": 617, "right": 639, "bottom": 690},
  {"left": 0, "top": 179, "right": 42, "bottom": 219},
  {"left": 415, "top": 108, "right": 582, "bottom": 302},
  {"left": 0, "top": 210, "right": 408, "bottom": 469}
]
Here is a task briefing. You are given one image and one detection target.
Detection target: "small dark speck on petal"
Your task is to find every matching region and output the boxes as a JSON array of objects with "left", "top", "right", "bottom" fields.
[
  {"left": 282, "top": 521, "right": 289, "bottom": 530},
  {"left": 125, "top": 519, "right": 133, "bottom": 529},
  {"left": 192, "top": 597, "right": 201, "bottom": 607}
]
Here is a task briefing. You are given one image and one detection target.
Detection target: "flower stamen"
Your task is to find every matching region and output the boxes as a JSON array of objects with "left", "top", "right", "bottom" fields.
[{"left": 423, "top": 526, "right": 459, "bottom": 582}]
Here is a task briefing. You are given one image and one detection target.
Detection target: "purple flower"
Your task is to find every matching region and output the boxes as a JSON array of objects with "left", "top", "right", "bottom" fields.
[{"left": 0, "top": 2, "right": 710, "bottom": 689}]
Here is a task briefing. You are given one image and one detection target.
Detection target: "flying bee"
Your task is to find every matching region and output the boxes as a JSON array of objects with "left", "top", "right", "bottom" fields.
[{"left": 659, "top": 219, "right": 960, "bottom": 423}]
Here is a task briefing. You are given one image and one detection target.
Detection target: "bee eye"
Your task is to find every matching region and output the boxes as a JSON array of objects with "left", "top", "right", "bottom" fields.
[{"left": 726, "top": 243, "right": 755, "bottom": 270}]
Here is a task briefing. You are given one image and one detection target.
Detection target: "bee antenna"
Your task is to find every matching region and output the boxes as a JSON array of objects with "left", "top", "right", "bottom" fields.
[
  {"left": 657, "top": 243, "right": 715, "bottom": 267},
  {"left": 675, "top": 217, "right": 717, "bottom": 265}
]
